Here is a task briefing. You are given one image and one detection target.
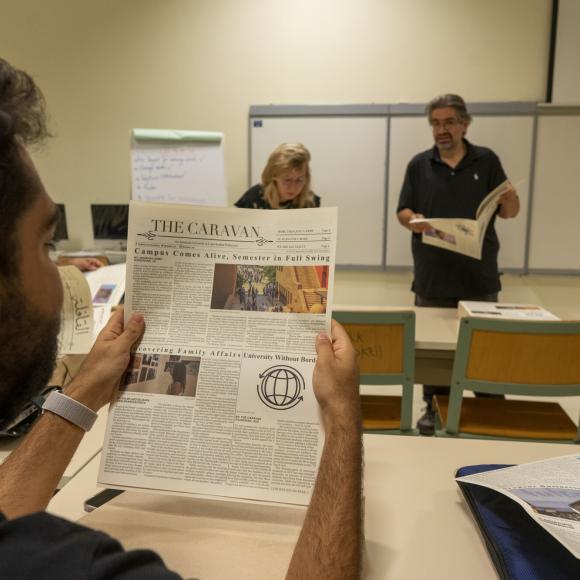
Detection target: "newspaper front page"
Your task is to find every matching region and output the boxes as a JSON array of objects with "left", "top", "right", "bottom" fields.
[
  {"left": 457, "top": 454, "right": 580, "bottom": 558},
  {"left": 98, "top": 202, "right": 337, "bottom": 506},
  {"left": 410, "top": 179, "right": 511, "bottom": 260}
]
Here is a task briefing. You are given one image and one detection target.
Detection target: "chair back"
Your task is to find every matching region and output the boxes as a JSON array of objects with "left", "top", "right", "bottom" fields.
[
  {"left": 333, "top": 310, "right": 415, "bottom": 431},
  {"left": 443, "top": 317, "right": 580, "bottom": 440}
]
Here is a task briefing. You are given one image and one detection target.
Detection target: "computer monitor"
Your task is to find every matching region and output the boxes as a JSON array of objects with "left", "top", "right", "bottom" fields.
[
  {"left": 91, "top": 204, "right": 129, "bottom": 251},
  {"left": 53, "top": 203, "right": 69, "bottom": 242}
]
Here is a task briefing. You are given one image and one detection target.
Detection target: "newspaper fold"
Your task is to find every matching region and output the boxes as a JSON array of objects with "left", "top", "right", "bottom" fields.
[{"left": 57, "top": 266, "right": 94, "bottom": 355}]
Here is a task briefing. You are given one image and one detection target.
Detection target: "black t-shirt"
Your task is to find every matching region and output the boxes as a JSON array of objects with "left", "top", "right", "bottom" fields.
[
  {"left": 235, "top": 184, "right": 321, "bottom": 209},
  {"left": 397, "top": 141, "right": 507, "bottom": 299},
  {"left": 0, "top": 511, "right": 181, "bottom": 579}
]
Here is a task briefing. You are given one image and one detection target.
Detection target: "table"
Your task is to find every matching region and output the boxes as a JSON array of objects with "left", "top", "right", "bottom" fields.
[
  {"left": 78, "top": 434, "right": 575, "bottom": 580},
  {"left": 47, "top": 452, "right": 103, "bottom": 521},
  {"left": 335, "top": 305, "right": 459, "bottom": 386}
]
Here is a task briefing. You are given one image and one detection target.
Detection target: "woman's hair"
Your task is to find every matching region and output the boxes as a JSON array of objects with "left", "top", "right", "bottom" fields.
[{"left": 261, "top": 143, "right": 316, "bottom": 208}]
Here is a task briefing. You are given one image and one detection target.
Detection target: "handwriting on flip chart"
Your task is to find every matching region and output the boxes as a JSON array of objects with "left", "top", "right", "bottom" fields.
[{"left": 131, "top": 141, "right": 227, "bottom": 206}]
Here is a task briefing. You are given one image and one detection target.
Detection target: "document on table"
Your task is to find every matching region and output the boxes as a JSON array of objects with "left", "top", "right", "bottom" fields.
[
  {"left": 57, "top": 266, "right": 93, "bottom": 355},
  {"left": 457, "top": 454, "right": 580, "bottom": 558}
]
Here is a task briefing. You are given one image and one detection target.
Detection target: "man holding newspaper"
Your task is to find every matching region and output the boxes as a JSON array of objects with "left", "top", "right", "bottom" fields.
[
  {"left": 397, "top": 94, "right": 520, "bottom": 436},
  {"left": 0, "top": 58, "right": 362, "bottom": 579}
]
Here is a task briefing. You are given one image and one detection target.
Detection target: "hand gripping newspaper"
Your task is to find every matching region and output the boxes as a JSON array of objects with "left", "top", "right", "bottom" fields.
[
  {"left": 410, "top": 179, "right": 512, "bottom": 260},
  {"left": 98, "top": 201, "right": 337, "bottom": 506}
]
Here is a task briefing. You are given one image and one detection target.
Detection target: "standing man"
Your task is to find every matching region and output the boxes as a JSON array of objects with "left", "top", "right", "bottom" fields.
[
  {"left": 0, "top": 58, "right": 362, "bottom": 579},
  {"left": 397, "top": 94, "right": 519, "bottom": 436}
]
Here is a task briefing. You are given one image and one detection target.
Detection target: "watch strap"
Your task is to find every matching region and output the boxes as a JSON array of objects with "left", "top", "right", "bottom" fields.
[{"left": 42, "top": 391, "right": 98, "bottom": 432}]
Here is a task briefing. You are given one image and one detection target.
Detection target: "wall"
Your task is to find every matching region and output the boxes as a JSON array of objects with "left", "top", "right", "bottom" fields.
[{"left": 1, "top": 0, "right": 552, "bottom": 249}]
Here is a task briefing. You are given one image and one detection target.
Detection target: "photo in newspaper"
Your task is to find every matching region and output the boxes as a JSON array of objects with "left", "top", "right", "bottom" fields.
[
  {"left": 98, "top": 202, "right": 337, "bottom": 506},
  {"left": 410, "top": 179, "right": 512, "bottom": 260},
  {"left": 457, "top": 454, "right": 580, "bottom": 558}
]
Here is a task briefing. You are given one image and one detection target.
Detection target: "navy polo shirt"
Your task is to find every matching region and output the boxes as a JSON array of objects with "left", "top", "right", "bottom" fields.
[
  {"left": 0, "top": 511, "right": 181, "bottom": 579},
  {"left": 397, "top": 140, "right": 507, "bottom": 299}
]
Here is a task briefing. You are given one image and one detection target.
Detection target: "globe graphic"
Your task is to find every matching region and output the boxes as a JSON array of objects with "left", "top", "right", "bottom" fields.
[{"left": 258, "top": 366, "right": 304, "bottom": 410}]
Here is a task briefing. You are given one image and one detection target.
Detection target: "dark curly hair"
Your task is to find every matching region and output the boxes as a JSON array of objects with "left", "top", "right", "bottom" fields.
[{"left": 0, "top": 58, "right": 50, "bottom": 278}]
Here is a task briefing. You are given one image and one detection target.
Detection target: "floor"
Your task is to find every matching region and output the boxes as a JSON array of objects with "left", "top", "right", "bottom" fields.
[{"left": 334, "top": 270, "right": 580, "bottom": 428}]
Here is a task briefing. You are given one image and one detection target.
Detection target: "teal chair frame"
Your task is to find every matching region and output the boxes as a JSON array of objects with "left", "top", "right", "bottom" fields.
[
  {"left": 437, "top": 316, "right": 580, "bottom": 443},
  {"left": 333, "top": 310, "right": 416, "bottom": 434}
]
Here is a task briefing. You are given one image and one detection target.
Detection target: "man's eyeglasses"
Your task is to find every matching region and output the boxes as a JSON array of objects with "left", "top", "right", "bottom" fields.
[{"left": 430, "top": 118, "right": 461, "bottom": 130}]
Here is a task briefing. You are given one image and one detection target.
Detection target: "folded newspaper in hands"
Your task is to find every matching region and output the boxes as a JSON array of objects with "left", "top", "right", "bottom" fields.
[
  {"left": 98, "top": 201, "right": 337, "bottom": 506},
  {"left": 456, "top": 454, "right": 580, "bottom": 558},
  {"left": 410, "top": 179, "right": 512, "bottom": 260}
]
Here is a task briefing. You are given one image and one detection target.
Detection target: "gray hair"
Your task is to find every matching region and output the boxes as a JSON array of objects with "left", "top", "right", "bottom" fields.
[{"left": 426, "top": 94, "right": 472, "bottom": 123}]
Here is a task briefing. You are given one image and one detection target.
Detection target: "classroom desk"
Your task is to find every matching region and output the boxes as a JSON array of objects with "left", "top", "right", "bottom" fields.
[
  {"left": 78, "top": 434, "right": 574, "bottom": 580},
  {"left": 47, "top": 452, "right": 103, "bottom": 521},
  {"left": 335, "top": 304, "right": 459, "bottom": 386}
]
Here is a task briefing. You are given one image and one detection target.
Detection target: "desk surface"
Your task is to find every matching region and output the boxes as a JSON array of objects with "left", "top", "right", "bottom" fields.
[{"left": 79, "top": 434, "right": 574, "bottom": 580}]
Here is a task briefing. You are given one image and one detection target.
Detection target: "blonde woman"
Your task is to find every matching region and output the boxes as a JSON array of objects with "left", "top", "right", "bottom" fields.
[{"left": 235, "top": 143, "right": 320, "bottom": 209}]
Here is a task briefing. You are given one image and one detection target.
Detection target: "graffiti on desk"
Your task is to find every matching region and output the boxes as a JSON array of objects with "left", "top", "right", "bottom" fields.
[
  {"left": 342, "top": 322, "right": 404, "bottom": 374},
  {"left": 348, "top": 329, "right": 385, "bottom": 361}
]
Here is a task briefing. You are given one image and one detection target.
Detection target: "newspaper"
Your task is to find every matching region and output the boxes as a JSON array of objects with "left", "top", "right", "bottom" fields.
[
  {"left": 457, "top": 301, "right": 559, "bottom": 321},
  {"left": 57, "top": 266, "right": 94, "bottom": 355},
  {"left": 98, "top": 202, "right": 337, "bottom": 506},
  {"left": 457, "top": 454, "right": 580, "bottom": 558},
  {"left": 410, "top": 179, "right": 512, "bottom": 260}
]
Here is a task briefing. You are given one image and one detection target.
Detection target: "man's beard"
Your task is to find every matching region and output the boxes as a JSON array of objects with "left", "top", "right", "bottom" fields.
[{"left": 0, "top": 286, "right": 60, "bottom": 429}]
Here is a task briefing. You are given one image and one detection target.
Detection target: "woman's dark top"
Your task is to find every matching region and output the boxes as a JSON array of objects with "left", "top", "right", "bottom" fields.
[{"left": 235, "top": 184, "right": 321, "bottom": 209}]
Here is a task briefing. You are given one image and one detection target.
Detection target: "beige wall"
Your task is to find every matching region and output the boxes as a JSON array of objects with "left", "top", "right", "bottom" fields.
[{"left": 1, "top": 0, "right": 551, "bottom": 249}]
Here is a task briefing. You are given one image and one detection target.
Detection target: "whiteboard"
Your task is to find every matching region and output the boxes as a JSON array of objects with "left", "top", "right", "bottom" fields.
[
  {"left": 386, "top": 114, "right": 533, "bottom": 271},
  {"left": 529, "top": 114, "right": 580, "bottom": 272},
  {"left": 250, "top": 115, "right": 387, "bottom": 267}
]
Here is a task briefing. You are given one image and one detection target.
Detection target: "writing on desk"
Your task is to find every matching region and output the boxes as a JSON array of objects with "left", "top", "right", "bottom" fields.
[{"left": 347, "top": 330, "right": 384, "bottom": 360}]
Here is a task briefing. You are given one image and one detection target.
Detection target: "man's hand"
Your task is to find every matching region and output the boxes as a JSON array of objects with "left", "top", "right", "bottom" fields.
[
  {"left": 408, "top": 213, "right": 435, "bottom": 234},
  {"left": 313, "top": 320, "right": 360, "bottom": 430},
  {"left": 65, "top": 308, "right": 144, "bottom": 411},
  {"left": 68, "top": 257, "right": 103, "bottom": 271},
  {"left": 398, "top": 208, "right": 434, "bottom": 233},
  {"left": 286, "top": 321, "right": 362, "bottom": 579},
  {"left": 498, "top": 183, "right": 520, "bottom": 218}
]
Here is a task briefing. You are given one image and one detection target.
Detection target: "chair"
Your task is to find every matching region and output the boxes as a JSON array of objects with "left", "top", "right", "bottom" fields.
[
  {"left": 434, "top": 317, "right": 580, "bottom": 443},
  {"left": 333, "top": 310, "right": 416, "bottom": 434}
]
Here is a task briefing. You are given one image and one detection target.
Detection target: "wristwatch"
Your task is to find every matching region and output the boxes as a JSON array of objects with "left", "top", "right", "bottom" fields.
[{"left": 42, "top": 391, "right": 98, "bottom": 432}]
